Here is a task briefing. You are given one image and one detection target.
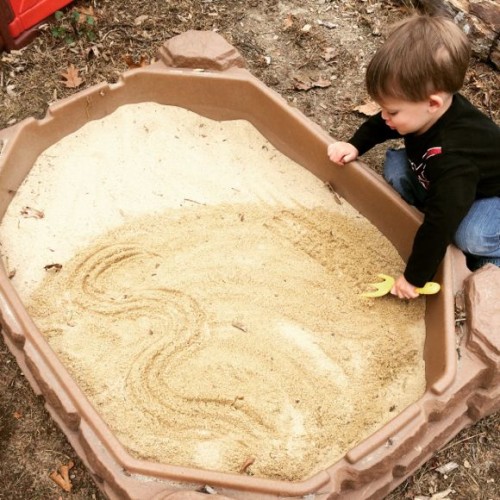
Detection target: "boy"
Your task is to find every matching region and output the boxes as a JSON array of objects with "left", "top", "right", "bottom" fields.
[{"left": 328, "top": 15, "right": 500, "bottom": 299}]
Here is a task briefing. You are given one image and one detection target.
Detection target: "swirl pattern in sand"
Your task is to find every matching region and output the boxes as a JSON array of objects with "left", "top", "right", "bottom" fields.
[{"left": 29, "top": 204, "right": 426, "bottom": 481}]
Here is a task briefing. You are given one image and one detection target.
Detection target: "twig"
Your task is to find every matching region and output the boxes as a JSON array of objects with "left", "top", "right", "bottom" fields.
[
  {"left": 437, "top": 432, "right": 487, "bottom": 454},
  {"left": 183, "top": 198, "right": 206, "bottom": 205}
]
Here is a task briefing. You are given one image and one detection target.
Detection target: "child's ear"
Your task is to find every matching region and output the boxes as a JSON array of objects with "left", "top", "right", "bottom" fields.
[{"left": 428, "top": 93, "right": 450, "bottom": 113}]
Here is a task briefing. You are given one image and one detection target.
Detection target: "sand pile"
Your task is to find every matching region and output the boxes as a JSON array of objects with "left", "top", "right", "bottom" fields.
[{"left": 0, "top": 103, "right": 426, "bottom": 480}]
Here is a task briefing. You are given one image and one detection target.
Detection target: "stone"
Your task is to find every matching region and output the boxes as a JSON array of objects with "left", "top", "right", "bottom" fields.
[
  {"left": 158, "top": 30, "right": 245, "bottom": 71},
  {"left": 465, "top": 264, "right": 500, "bottom": 356}
]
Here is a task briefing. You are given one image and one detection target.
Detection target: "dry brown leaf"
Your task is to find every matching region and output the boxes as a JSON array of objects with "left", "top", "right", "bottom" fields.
[
  {"left": 76, "top": 6, "right": 95, "bottom": 21},
  {"left": 293, "top": 76, "right": 331, "bottom": 91},
  {"left": 20, "top": 206, "right": 44, "bottom": 219},
  {"left": 311, "top": 77, "right": 331, "bottom": 88},
  {"left": 85, "top": 45, "right": 101, "bottom": 60},
  {"left": 49, "top": 471, "right": 72, "bottom": 492},
  {"left": 239, "top": 456, "right": 255, "bottom": 473},
  {"left": 49, "top": 460, "right": 74, "bottom": 492},
  {"left": 292, "top": 76, "right": 312, "bottom": 91},
  {"left": 60, "top": 460, "right": 74, "bottom": 483},
  {"left": 61, "top": 64, "right": 83, "bottom": 88},
  {"left": 283, "top": 14, "right": 295, "bottom": 30},
  {"left": 123, "top": 54, "right": 149, "bottom": 69},
  {"left": 44, "top": 263, "right": 63, "bottom": 273},
  {"left": 232, "top": 321, "right": 247, "bottom": 332},
  {"left": 134, "top": 14, "right": 149, "bottom": 25},
  {"left": 354, "top": 100, "right": 380, "bottom": 116},
  {"left": 323, "top": 47, "right": 337, "bottom": 61},
  {"left": 430, "top": 489, "right": 453, "bottom": 500}
]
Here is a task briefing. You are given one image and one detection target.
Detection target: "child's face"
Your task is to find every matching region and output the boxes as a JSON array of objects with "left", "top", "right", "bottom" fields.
[{"left": 377, "top": 96, "right": 442, "bottom": 136}]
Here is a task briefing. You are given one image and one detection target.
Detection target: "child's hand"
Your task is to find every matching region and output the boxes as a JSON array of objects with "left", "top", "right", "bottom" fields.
[
  {"left": 390, "top": 275, "right": 420, "bottom": 299},
  {"left": 327, "top": 142, "right": 359, "bottom": 165}
]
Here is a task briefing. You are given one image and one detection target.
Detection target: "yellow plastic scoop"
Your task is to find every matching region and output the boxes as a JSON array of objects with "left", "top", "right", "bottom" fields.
[{"left": 361, "top": 273, "right": 441, "bottom": 298}]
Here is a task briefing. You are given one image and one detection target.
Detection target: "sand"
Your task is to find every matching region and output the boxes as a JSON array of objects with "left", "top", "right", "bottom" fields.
[{"left": 0, "top": 103, "right": 426, "bottom": 481}]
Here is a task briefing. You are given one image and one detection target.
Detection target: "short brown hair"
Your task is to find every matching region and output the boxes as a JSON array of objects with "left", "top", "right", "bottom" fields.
[{"left": 366, "top": 15, "right": 470, "bottom": 102}]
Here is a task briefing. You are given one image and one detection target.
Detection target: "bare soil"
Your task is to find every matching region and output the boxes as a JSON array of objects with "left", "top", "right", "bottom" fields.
[{"left": 0, "top": 0, "right": 498, "bottom": 498}]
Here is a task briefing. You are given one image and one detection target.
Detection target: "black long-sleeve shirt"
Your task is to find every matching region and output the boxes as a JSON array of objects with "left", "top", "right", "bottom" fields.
[{"left": 348, "top": 93, "right": 500, "bottom": 286}]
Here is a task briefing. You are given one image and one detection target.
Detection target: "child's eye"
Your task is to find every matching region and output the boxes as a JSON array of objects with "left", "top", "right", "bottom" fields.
[{"left": 388, "top": 111, "right": 398, "bottom": 116}]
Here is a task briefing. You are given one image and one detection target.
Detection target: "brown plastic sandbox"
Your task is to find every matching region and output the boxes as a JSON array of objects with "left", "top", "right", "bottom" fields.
[{"left": 0, "top": 31, "right": 498, "bottom": 500}]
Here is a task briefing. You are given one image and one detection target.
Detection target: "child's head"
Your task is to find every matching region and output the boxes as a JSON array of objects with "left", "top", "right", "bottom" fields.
[{"left": 366, "top": 15, "right": 470, "bottom": 103}]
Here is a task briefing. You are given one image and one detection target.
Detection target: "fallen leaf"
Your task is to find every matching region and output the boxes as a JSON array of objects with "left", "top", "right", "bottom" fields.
[
  {"left": 49, "top": 460, "right": 74, "bottom": 492},
  {"left": 311, "top": 77, "right": 331, "bottom": 88},
  {"left": 232, "top": 321, "right": 247, "bottom": 332},
  {"left": 354, "top": 100, "right": 380, "bottom": 116},
  {"left": 134, "top": 14, "right": 149, "bottom": 25},
  {"left": 77, "top": 6, "right": 95, "bottom": 17},
  {"left": 239, "top": 456, "right": 255, "bottom": 473},
  {"left": 123, "top": 54, "right": 149, "bottom": 69},
  {"left": 317, "top": 19, "right": 338, "bottom": 29},
  {"left": 44, "top": 263, "right": 63, "bottom": 273},
  {"left": 436, "top": 461, "right": 459, "bottom": 475},
  {"left": 85, "top": 45, "right": 101, "bottom": 60},
  {"left": 430, "top": 489, "right": 453, "bottom": 500},
  {"left": 49, "top": 471, "right": 71, "bottom": 492},
  {"left": 293, "top": 76, "right": 331, "bottom": 91},
  {"left": 283, "top": 14, "right": 295, "bottom": 30},
  {"left": 61, "top": 64, "right": 83, "bottom": 88},
  {"left": 293, "top": 76, "right": 312, "bottom": 91},
  {"left": 12, "top": 411, "right": 22, "bottom": 419},
  {"left": 323, "top": 47, "right": 337, "bottom": 61},
  {"left": 20, "top": 206, "right": 44, "bottom": 219},
  {"left": 74, "top": 6, "right": 96, "bottom": 25}
]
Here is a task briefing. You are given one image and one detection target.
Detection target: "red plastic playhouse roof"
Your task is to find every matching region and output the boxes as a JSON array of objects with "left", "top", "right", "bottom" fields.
[
  {"left": 7, "top": 0, "right": 73, "bottom": 37},
  {"left": 0, "top": 0, "right": 73, "bottom": 50}
]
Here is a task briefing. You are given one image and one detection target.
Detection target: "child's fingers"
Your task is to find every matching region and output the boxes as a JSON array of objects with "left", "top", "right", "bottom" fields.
[
  {"left": 341, "top": 152, "right": 354, "bottom": 163},
  {"left": 327, "top": 143, "right": 358, "bottom": 165},
  {"left": 328, "top": 144, "right": 348, "bottom": 164},
  {"left": 327, "top": 144, "right": 339, "bottom": 161}
]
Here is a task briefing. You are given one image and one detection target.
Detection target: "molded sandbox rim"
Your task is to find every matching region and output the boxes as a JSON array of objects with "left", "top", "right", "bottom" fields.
[{"left": 0, "top": 33, "right": 497, "bottom": 500}]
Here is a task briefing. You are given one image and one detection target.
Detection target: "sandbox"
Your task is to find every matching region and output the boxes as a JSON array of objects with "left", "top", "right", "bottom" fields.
[{"left": 0, "top": 32, "right": 498, "bottom": 500}]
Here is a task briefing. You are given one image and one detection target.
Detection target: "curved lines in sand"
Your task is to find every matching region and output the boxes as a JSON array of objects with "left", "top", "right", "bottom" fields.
[
  {"left": 26, "top": 204, "right": 425, "bottom": 479},
  {"left": 123, "top": 317, "right": 331, "bottom": 449},
  {"left": 66, "top": 243, "right": 165, "bottom": 316}
]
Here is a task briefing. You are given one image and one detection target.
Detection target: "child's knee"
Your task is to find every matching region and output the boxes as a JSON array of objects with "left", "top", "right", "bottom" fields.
[
  {"left": 454, "top": 223, "right": 497, "bottom": 255},
  {"left": 383, "top": 149, "right": 409, "bottom": 192},
  {"left": 383, "top": 149, "right": 406, "bottom": 179},
  {"left": 454, "top": 229, "right": 474, "bottom": 253}
]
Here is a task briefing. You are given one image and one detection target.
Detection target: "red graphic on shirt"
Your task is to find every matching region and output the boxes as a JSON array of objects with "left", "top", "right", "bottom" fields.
[{"left": 409, "top": 146, "right": 442, "bottom": 189}]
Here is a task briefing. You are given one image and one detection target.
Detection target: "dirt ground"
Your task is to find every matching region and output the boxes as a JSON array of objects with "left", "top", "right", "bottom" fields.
[{"left": 0, "top": 0, "right": 498, "bottom": 498}]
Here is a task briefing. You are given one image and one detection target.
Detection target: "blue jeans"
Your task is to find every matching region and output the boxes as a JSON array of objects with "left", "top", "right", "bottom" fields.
[{"left": 383, "top": 148, "right": 500, "bottom": 270}]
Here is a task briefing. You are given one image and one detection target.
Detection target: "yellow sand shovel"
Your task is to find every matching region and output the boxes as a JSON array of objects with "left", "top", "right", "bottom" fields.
[{"left": 361, "top": 273, "right": 441, "bottom": 298}]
